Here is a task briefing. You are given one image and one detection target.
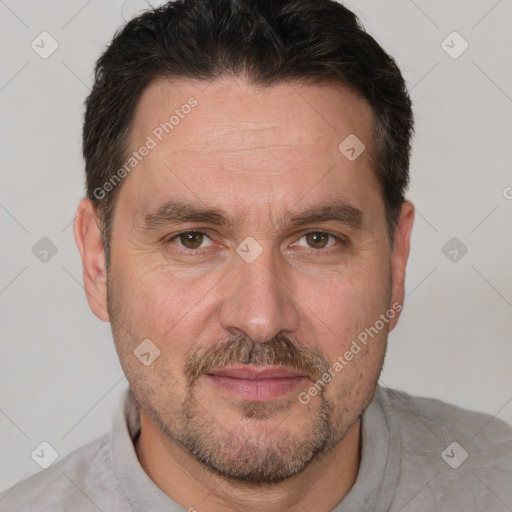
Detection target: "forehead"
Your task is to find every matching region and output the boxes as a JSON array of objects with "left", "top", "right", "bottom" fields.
[
  {"left": 131, "top": 77, "right": 374, "bottom": 152},
  {"left": 121, "top": 77, "right": 379, "bottom": 221}
]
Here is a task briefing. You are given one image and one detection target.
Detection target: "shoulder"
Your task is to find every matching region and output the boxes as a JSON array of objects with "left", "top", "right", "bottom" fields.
[
  {"left": 377, "top": 385, "right": 512, "bottom": 448},
  {"left": 0, "top": 433, "right": 125, "bottom": 512},
  {"left": 374, "top": 386, "right": 512, "bottom": 510}
]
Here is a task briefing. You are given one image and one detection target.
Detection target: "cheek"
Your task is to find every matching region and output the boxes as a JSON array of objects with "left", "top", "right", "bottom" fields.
[
  {"left": 108, "top": 265, "right": 218, "bottom": 398},
  {"left": 301, "top": 260, "right": 391, "bottom": 352},
  {"left": 110, "top": 258, "right": 223, "bottom": 352},
  {"left": 309, "top": 272, "right": 390, "bottom": 405}
]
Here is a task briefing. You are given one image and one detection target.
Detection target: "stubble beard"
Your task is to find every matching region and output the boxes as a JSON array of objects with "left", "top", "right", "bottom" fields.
[{"left": 167, "top": 382, "right": 342, "bottom": 485}]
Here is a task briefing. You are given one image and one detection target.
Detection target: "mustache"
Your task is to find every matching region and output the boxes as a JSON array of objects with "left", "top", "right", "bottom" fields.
[{"left": 184, "top": 332, "right": 331, "bottom": 387}]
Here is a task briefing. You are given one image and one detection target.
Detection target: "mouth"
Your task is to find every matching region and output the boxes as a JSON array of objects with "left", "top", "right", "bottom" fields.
[{"left": 206, "top": 365, "right": 309, "bottom": 401}]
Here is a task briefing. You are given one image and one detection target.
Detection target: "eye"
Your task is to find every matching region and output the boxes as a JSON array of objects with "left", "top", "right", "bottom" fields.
[
  {"left": 295, "top": 231, "right": 340, "bottom": 250},
  {"left": 168, "top": 231, "right": 214, "bottom": 250}
]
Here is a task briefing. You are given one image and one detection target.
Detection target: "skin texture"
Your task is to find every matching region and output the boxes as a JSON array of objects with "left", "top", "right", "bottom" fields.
[{"left": 74, "top": 78, "right": 414, "bottom": 512}]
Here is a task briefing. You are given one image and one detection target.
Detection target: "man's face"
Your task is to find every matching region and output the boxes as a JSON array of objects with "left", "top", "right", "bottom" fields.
[{"left": 79, "top": 78, "right": 412, "bottom": 484}]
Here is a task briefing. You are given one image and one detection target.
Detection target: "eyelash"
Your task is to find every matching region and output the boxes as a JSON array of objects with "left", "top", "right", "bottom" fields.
[
  {"left": 165, "top": 230, "right": 346, "bottom": 256},
  {"left": 165, "top": 230, "right": 215, "bottom": 256}
]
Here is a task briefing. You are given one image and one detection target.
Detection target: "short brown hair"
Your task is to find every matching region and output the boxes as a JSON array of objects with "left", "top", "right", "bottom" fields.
[{"left": 83, "top": 0, "right": 414, "bottom": 262}]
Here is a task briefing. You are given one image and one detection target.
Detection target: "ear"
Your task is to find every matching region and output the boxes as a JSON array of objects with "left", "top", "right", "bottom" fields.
[
  {"left": 73, "top": 198, "right": 110, "bottom": 322},
  {"left": 388, "top": 200, "right": 414, "bottom": 331}
]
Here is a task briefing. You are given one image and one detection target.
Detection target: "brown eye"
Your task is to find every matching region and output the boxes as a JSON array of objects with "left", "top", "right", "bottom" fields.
[
  {"left": 305, "top": 232, "right": 331, "bottom": 249},
  {"left": 178, "top": 232, "right": 204, "bottom": 249}
]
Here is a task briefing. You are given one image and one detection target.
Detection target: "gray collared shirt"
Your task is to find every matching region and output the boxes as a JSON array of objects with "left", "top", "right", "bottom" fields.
[{"left": 1, "top": 385, "right": 511, "bottom": 511}]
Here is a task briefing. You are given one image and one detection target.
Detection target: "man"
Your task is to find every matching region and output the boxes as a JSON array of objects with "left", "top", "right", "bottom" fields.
[{"left": 1, "top": 0, "right": 510, "bottom": 510}]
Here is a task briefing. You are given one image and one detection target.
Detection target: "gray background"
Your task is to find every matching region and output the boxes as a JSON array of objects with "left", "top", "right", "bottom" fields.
[{"left": 1, "top": 0, "right": 511, "bottom": 492}]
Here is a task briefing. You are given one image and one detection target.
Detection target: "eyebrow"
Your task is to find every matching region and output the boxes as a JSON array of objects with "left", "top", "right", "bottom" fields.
[{"left": 142, "top": 199, "right": 363, "bottom": 231}]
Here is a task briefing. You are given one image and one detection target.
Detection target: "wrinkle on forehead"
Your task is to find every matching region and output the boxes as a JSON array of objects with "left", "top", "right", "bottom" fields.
[{"left": 129, "top": 78, "right": 374, "bottom": 154}]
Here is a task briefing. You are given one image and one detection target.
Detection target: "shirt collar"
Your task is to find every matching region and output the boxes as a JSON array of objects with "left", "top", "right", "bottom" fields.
[
  {"left": 111, "top": 387, "right": 182, "bottom": 510},
  {"left": 331, "top": 385, "right": 400, "bottom": 511}
]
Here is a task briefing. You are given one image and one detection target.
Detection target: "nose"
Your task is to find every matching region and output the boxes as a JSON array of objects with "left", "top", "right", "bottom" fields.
[{"left": 218, "top": 249, "right": 300, "bottom": 343}]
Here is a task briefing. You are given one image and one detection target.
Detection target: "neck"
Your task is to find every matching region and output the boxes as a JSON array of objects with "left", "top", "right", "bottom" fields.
[{"left": 135, "top": 412, "right": 361, "bottom": 512}]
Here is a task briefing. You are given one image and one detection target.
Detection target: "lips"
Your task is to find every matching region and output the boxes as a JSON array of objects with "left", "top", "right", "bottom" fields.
[
  {"left": 206, "top": 365, "right": 308, "bottom": 400},
  {"left": 207, "top": 365, "right": 307, "bottom": 379}
]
